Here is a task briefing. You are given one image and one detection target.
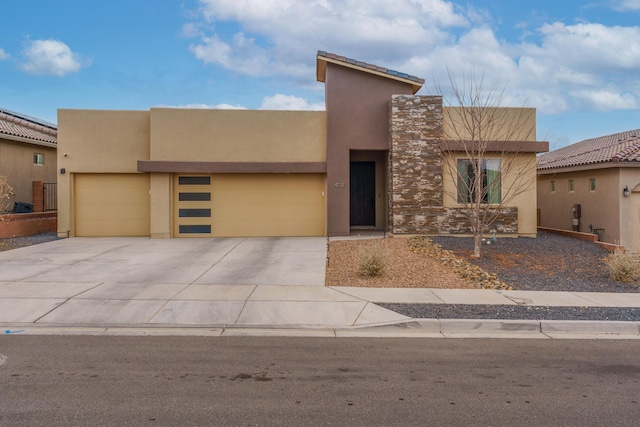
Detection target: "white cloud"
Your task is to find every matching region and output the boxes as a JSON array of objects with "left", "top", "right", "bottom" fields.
[
  {"left": 535, "top": 22, "right": 640, "bottom": 71},
  {"left": 185, "top": 0, "right": 640, "bottom": 115},
  {"left": 613, "top": 0, "right": 640, "bottom": 11},
  {"left": 181, "top": 23, "right": 200, "bottom": 38},
  {"left": 189, "top": 0, "right": 467, "bottom": 78},
  {"left": 155, "top": 103, "right": 247, "bottom": 109},
  {"left": 190, "top": 33, "right": 270, "bottom": 77},
  {"left": 260, "top": 94, "right": 324, "bottom": 110},
  {"left": 569, "top": 90, "right": 638, "bottom": 111},
  {"left": 0, "top": 48, "right": 9, "bottom": 61},
  {"left": 19, "top": 39, "right": 87, "bottom": 76}
]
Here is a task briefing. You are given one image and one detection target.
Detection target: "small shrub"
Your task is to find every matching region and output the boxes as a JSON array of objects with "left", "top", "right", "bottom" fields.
[
  {"left": 358, "top": 241, "right": 386, "bottom": 277},
  {"left": 604, "top": 248, "right": 640, "bottom": 283}
]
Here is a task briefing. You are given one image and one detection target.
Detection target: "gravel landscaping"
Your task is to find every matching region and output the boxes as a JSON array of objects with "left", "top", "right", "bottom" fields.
[
  {"left": 431, "top": 231, "right": 639, "bottom": 293},
  {"left": 379, "top": 303, "right": 640, "bottom": 321},
  {"left": 328, "top": 231, "right": 640, "bottom": 321},
  {"left": 0, "top": 232, "right": 58, "bottom": 252}
]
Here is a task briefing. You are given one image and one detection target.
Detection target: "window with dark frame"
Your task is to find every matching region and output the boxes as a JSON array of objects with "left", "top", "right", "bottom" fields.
[{"left": 456, "top": 159, "right": 501, "bottom": 204}]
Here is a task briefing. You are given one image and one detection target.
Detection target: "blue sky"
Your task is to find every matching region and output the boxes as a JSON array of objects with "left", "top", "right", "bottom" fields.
[{"left": 1, "top": 0, "right": 639, "bottom": 149}]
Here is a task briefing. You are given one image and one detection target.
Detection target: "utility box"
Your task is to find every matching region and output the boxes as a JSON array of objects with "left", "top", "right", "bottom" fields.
[
  {"left": 572, "top": 204, "right": 581, "bottom": 232},
  {"left": 572, "top": 204, "right": 581, "bottom": 218}
]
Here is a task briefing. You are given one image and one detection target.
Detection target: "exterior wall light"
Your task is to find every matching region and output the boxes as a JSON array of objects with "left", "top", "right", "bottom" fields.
[{"left": 623, "top": 186, "right": 630, "bottom": 197}]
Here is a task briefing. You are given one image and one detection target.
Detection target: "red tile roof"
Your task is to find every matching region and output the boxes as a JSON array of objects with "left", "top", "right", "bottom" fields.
[
  {"left": 0, "top": 109, "right": 57, "bottom": 145},
  {"left": 537, "top": 129, "right": 640, "bottom": 170}
]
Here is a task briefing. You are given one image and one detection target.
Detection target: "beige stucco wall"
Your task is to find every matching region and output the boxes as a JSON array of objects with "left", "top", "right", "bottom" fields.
[
  {"left": 443, "top": 107, "right": 537, "bottom": 142},
  {"left": 0, "top": 138, "right": 57, "bottom": 208},
  {"left": 150, "top": 173, "right": 172, "bottom": 238},
  {"left": 150, "top": 109, "right": 326, "bottom": 162},
  {"left": 57, "top": 109, "right": 151, "bottom": 237},
  {"left": 443, "top": 153, "right": 538, "bottom": 236},
  {"left": 618, "top": 168, "right": 640, "bottom": 252},
  {"left": 537, "top": 168, "right": 622, "bottom": 245},
  {"left": 57, "top": 108, "right": 328, "bottom": 238}
]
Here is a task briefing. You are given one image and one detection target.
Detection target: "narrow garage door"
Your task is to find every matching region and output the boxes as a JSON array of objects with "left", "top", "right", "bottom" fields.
[
  {"left": 75, "top": 174, "right": 150, "bottom": 236},
  {"left": 174, "top": 174, "right": 325, "bottom": 237}
]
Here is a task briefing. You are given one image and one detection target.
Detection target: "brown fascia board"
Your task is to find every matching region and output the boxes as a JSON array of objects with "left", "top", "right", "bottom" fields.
[
  {"left": 441, "top": 140, "right": 549, "bottom": 153},
  {"left": 536, "top": 161, "right": 640, "bottom": 175},
  {"left": 316, "top": 53, "right": 424, "bottom": 94},
  {"left": 138, "top": 161, "right": 327, "bottom": 174}
]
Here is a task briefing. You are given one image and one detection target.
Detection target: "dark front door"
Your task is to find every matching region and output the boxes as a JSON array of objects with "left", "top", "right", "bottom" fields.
[{"left": 350, "top": 161, "right": 376, "bottom": 226}]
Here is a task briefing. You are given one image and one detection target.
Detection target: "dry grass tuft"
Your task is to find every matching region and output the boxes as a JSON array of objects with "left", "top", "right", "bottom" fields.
[
  {"left": 604, "top": 248, "right": 640, "bottom": 283},
  {"left": 358, "top": 241, "right": 386, "bottom": 277}
]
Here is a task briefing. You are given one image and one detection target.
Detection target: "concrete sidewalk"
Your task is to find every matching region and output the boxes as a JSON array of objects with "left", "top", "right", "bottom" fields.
[{"left": 1, "top": 237, "right": 639, "bottom": 338}]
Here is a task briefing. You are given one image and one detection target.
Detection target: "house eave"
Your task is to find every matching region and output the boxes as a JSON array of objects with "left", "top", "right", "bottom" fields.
[
  {"left": 316, "top": 54, "right": 423, "bottom": 94},
  {"left": 536, "top": 161, "right": 640, "bottom": 175},
  {"left": 138, "top": 160, "right": 327, "bottom": 174},
  {"left": 441, "top": 140, "right": 549, "bottom": 153},
  {"left": 0, "top": 133, "right": 57, "bottom": 149}
]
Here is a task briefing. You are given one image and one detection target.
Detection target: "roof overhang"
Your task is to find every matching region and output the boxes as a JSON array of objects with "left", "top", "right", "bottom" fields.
[
  {"left": 442, "top": 140, "right": 549, "bottom": 153},
  {"left": 138, "top": 161, "right": 327, "bottom": 174},
  {"left": 316, "top": 52, "right": 424, "bottom": 94},
  {"left": 537, "top": 161, "right": 640, "bottom": 175},
  {"left": 0, "top": 133, "right": 57, "bottom": 149}
]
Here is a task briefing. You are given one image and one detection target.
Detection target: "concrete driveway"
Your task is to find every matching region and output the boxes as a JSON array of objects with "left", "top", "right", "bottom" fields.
[{"left": 0, "top": 237, "right": 409, "bottom": 329}]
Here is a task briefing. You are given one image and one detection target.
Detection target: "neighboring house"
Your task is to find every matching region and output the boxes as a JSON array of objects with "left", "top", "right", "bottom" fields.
[
  {"left": 57, "top": 51, "right": 547, "bottom": 238},
  {"left": 537, "top": 129, "right": 640, "bottom": 253},
  {"left": 0, "top": 108, "right": 57, "bottom": 211}
]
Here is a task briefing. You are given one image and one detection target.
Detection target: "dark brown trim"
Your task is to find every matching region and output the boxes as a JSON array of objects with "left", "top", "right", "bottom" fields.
[
  {"left": 441, "top": 140, "right": 549, "bottom": 153},
  {"left": 138, "top": 160, "right": 327, "bottom": 174}
]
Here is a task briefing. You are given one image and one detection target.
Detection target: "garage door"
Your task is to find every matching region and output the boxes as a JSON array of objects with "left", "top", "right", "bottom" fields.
[
  {"left": 75, "top": 174, "right": 150, "bottom": 236},
  {"left": 174, "top": 174, "right": 325, "bottom": 237}
]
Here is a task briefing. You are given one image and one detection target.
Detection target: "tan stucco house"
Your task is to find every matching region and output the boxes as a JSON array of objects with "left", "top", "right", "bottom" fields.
[
  {"left": 57, "top": 51, "right": 547, "bottom": 239},
  {"left": 0, "top": 108, "right": 57, "bottom": 212},
  {"left": 537, "top": 129, "right": 640, "bottom": 253}
]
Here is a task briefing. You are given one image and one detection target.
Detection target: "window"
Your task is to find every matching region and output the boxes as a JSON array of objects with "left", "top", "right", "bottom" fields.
[
  {"left": 551, "top": 181, "right": 556, "bottom": 192},
  {"left": 589, "top": 178, "right": 596, "bottom": 191},
  {"left": 33, "top": 153, "right": 44, "bottom": 165},
  {"left": 178, "top": 176, "right": 210, "bottom": 185},
  {"left": 568, "top": 180, "right": 574, "bottom": 192},
  {"left": 457, "top": 159, "right": 501, "bottom": 204}
]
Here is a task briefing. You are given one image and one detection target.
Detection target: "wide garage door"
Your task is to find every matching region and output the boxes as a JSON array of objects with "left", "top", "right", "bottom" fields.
[
  {"left": 75, "top": 174, "right": 150, "bottom": 236},
  {"left": 174, "top": 174, "right": 325, "bottom": 237}
]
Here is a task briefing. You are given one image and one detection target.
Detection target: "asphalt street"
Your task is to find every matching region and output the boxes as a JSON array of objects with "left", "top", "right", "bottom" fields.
[{"left": 1, "top": 336, "right": 639, "bottom": 426}]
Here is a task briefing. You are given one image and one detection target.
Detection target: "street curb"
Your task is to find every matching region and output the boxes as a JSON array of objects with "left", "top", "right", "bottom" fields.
[{"left": 2, "top": 319, "right": 640, "bottom": 338}]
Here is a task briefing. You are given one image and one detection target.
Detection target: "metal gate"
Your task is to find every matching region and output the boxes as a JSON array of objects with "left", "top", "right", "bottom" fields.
[{"left": 43, "top": 182, "right": 57, "bottom": 211}]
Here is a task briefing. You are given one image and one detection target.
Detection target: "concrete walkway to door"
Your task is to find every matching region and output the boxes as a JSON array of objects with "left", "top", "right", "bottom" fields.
[{"left": 0, "top": 237, "right": 409, "bottom": 330}]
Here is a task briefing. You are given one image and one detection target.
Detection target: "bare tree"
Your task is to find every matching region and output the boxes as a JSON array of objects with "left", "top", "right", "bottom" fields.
[
  {"left": 435, "top": 70, "right": 538, "bottom": 257},
  {"left": 0, "top": 176, "right": 15, "bottom": 220}
]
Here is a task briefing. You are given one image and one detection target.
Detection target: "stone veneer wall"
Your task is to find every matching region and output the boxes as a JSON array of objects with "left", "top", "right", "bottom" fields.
[{"left": 388, "top": 94, "right": 518, "bottom": 235}]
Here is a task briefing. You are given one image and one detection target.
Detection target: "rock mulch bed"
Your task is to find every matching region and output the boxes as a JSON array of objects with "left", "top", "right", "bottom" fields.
[
  {"left": 431, "top": 231, "right": 639, "bottom": 293},
  {"left": 378, "top": 303, "right": 640, "bottom": 321},
  {"left": 325, "top": 237, "right": 477, "bottom": 289},
  {"left": 327, "top": 231, "right": 639, "bottom": 293},
  {"left": 407, "top": 236, "right": 510, "bottom": 290},
  {"left": 0, "top": 232, "right": 58, "bottom": 252}
]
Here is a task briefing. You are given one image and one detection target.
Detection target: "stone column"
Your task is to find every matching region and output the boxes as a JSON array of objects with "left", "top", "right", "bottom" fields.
[{"left": 388, "top": 95, "right": 444, "bottom": 234}]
